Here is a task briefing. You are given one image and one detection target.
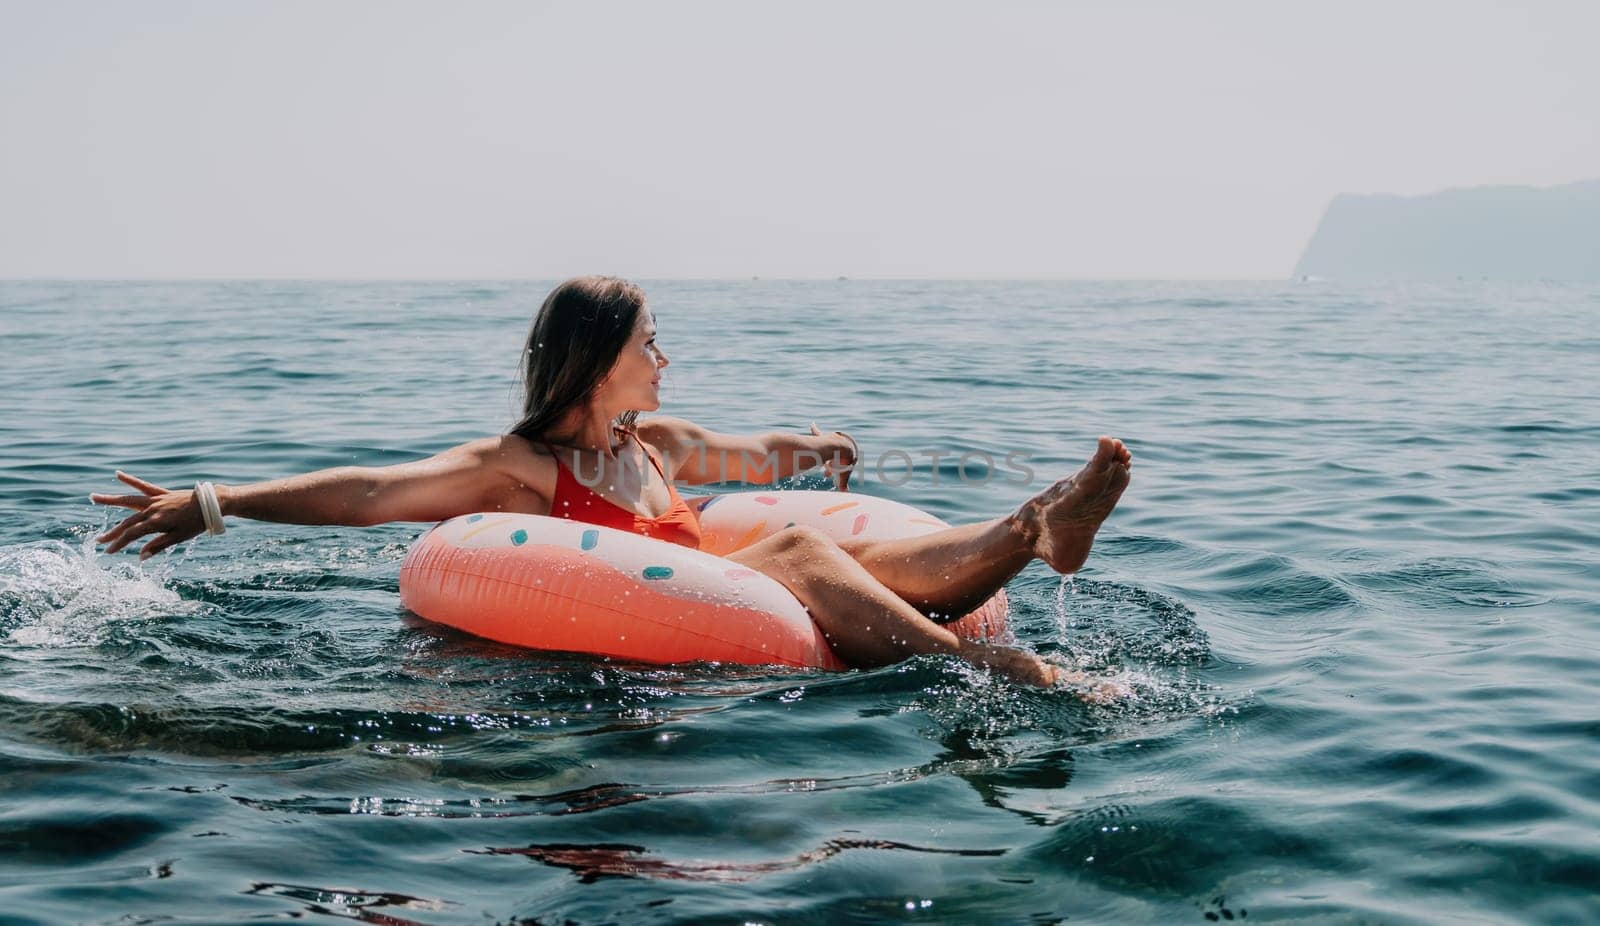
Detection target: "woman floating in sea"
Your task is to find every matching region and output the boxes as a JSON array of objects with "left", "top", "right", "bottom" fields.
[{"left": 92, "top": 277, "right": 1132, "bottom": 692}]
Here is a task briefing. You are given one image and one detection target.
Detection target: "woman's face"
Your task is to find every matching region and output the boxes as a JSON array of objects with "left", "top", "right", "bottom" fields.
[{"left": 597, "top": 309, "right": 668, "bottom": 413}]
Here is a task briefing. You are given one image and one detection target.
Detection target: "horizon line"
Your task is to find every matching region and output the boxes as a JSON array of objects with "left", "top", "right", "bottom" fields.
[{"left": 1, "top": 274, "right": 1300, "bottom": 284}]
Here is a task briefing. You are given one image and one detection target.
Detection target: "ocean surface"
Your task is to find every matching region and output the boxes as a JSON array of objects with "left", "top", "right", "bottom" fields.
[{"left": 1, "top": 279, "right": 1596, "bottom": 924}]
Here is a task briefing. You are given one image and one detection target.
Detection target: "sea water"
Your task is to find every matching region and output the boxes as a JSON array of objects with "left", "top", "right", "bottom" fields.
[{"left": 1, "top": 280, "right": 1596, "bottom": 923}]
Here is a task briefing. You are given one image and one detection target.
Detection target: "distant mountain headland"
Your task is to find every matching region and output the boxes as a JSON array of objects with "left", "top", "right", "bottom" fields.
[{"left": 1294, "top": 178, "right": 1600, "bottom": 281}]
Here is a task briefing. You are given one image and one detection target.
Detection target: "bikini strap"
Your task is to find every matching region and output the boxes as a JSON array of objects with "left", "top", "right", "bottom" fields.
[
  {"left": 546, "top": 434, "right": 671, "bottom": 495},
  {"left": 631, "top": 432, "right": 671, "bottom": 483},
  {"left": 542, "top": 441, "right": 569, "bottom": 475}
]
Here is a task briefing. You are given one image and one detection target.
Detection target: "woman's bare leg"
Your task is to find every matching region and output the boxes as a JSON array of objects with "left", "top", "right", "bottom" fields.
[
  {"left": 836, "top": 437, "right": 1134, "bottom": 620},
  {"left": 726, "top": 527, "right": 1064, "bottom": 687},
  {"left": 836, "top": 517, "right": 1032, "bottom": 621}
]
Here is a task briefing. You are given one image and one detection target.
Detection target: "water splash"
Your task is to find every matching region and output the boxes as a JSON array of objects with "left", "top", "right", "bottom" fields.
[
  {"left": 0, "top": 536, "right": 195, "bottom": 647},
  {"left": 1052, "top": 574, "right": 1078, "bottom": 647}
]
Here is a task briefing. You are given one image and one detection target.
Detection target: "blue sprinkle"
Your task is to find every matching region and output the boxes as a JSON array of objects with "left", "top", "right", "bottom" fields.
[
  {"left": 510, "top": 529, "right": 528, "bottom": 545},
  {"left": 642, "top": 566, "right": 673, "bottom": 580},
  {"left": 467, "top": 514, "right": 484, "bottom": 523},
  {"left": 580, "top": 529, "right": 599, "bottom": 551},
  {"left": 697, "top": 495, "right": 723, "bottom": 512}
]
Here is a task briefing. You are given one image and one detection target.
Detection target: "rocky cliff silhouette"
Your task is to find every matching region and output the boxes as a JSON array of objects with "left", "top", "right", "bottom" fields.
[{"left": 1295, "top": 179, "right": 1600, "bottom": 280}]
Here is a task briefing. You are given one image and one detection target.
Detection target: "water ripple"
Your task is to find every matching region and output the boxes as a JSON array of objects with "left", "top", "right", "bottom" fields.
[{"left": 3, "top": 279, "right": 1598, "bottom": 923}]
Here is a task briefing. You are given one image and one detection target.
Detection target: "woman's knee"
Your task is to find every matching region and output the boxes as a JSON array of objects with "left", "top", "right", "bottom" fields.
[
  {"left": 767, "top": 526, "right": 858, "bottom": 579},
  {"left": 727, "top": 527, "right": 853, "bottom": 593},
  {"left": 770, "top": 524, "right": 840, "bottom": 557}
]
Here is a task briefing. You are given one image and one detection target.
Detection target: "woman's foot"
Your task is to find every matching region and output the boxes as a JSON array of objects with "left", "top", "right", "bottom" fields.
[
  {"left": 957, "top": 640, "right": 1132, "bottom": 702},
  {"left": 1014, "top": 436, "right": 1132, "bottom": 574},
  {"left": 958, "top": 640, "right": 1061, "bottom": 687},
  {"left": 1052, "top": 666, "right": 1135, "bottom": 704}
]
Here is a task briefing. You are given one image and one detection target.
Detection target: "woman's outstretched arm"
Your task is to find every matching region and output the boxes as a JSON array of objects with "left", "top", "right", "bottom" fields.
[
  {"left": 92, "top": 437, "right": 532, "bottom": 559},
  {"left": 636, "top": 417, "right": 858, "bottom": 488}
]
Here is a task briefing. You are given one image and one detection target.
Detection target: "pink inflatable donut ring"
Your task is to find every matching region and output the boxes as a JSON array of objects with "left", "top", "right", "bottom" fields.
[{"left": 399, "top": 490, "right": 1008, "bottom": 669}]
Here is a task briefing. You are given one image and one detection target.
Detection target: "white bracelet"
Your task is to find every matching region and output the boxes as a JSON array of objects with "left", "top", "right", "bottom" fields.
[
  {"left": 835, "top": 430, "right": 860, "bottom": 466},
  {"left": 194, "top": 482, "right": 226, "bottom": 536}
]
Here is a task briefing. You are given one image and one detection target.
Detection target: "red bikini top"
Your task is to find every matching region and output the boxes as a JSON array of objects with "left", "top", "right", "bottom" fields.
[{"left": 544, "top": 431, "right": 703, "bottom": 550}]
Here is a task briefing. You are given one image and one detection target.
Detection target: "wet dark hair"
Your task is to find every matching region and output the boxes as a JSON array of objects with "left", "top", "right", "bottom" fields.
[{"left": 508, "top": 276, "right": 648, "bottom": 442}]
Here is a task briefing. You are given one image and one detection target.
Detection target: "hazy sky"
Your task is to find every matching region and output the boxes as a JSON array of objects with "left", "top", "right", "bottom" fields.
[{"left": 2, "top": 0, "right": 1595, "bottom": 279}]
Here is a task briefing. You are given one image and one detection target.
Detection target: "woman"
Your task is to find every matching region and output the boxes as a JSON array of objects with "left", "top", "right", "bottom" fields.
[{"left": 93, "top": 277, "right": 1132, "bottom": 692}]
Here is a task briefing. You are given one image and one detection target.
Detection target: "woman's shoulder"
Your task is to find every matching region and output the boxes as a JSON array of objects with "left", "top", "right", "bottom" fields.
[
  {"left": 634, "top": 415, "right": 706, "bottom": 450},
  {"left": 464, "top": 433, "right": 559, "bottom": 483},
  {"left": 457, "top": 432, "right": 543, "bottom": 459}
]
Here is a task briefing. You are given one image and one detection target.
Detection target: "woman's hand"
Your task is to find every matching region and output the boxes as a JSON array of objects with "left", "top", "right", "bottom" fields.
[
  {"left": 91, "top": 471, "right": 209, "bottom": 559},
  {"left": 809, "top": 424, "right": 859, "bottom": 492}
]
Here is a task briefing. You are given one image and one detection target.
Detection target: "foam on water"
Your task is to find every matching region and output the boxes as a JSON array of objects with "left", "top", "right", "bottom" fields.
[{"left": 0, "top": 536, "right": 196, "bottom": 648}]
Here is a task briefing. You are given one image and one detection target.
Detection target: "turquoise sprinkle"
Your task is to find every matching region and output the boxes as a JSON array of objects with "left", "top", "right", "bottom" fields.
[
  {"left": 466, "top": 514, "right": 483, "bottom": 523},
  {"left": 510, "top": 529, "right": 528, "bottom": 545},
  {"left": 642, "top": 566, "right": 674, "bottom": 580},
  {"left": 581, "top": 529, "right": 599, "bottom": 551}
]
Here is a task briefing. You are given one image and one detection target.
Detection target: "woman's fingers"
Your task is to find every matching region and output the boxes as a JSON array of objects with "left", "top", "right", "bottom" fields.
[
  {"left": 90, "top": 473, "right": 169, "bottom": 545},
  {"left": 138, "top": 531, "right": 188, "bottom": 560},
  {"left": 106, "top": 513, "right": 198, "bottom": 558},
  {"left": 90, "top": 492, "right": 154, "bottom": 511},
  {"left": 101, "top": 511, "right": 153, "bottom": 553},
  {"left": 97, "top": 507, "right": 148, "bottom": 545},
  {"left": 115, "top": 470, "right": 170, "bottom": 496}
]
